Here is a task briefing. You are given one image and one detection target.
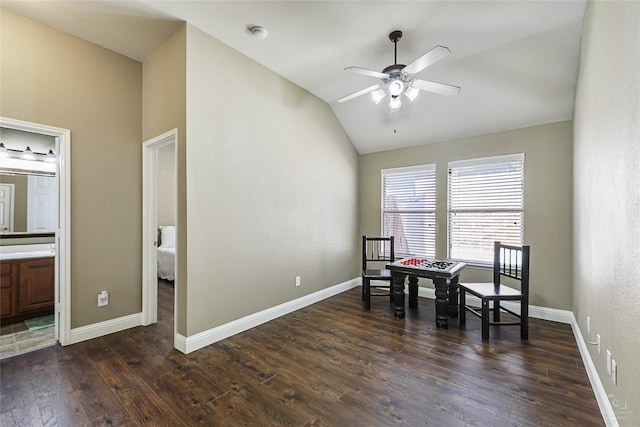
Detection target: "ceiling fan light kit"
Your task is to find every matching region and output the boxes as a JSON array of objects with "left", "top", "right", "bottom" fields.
[
  {"left": 338, "top": 30, "right": 461, "bottom": 114},
  {"left": 405, "top": 85, "right": 420, "bottom": 102},
  {"left": 389, "top": 96, "right": 402, "bottom": 113},
  {"left": 371, "top": 89, "right": 386, "bottom": 104},
  {"left": 388, "top": 80, "right": 404, "bottom": 96}
]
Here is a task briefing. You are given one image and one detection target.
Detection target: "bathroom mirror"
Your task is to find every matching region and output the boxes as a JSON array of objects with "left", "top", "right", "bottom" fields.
[{"left": 0, "top": 128, "right": 56, "bottom": 235}]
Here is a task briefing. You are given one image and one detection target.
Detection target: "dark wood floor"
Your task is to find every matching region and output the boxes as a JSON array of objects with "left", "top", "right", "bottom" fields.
[{"left": 1, "top": 280, "right": 604, "bottom": 426}]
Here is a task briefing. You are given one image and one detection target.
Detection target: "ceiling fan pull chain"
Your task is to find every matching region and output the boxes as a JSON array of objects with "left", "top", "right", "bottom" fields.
[{"left": 393, "top": 110, "right": 398, "bottom": 134}]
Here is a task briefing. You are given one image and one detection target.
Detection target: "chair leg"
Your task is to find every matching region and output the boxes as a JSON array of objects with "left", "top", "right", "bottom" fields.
[
  {"left": 364, "top": 278, "right": 371, "bottom": 311},
  {"left": 521, "top": 299, "right": 529, "bottom": 339},
  {"left": 481, "top": 298, "right": 490, "bottom": 340},
  {"left": 459, "top": 289, "right": 466, "bottom": 325},
  {"left": 493, "top": 299, "right": 501, "bottom": 322},
  {"left": 361, "top": 276, "right": 365, "bottom": 301}
]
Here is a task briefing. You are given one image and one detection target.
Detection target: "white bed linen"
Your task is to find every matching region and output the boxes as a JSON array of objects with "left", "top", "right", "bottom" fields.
[
  {"left": 157, "top": 225, "right": 176, "bottom": 281},
  {"left": 157, "top": 247, "right": 175, "bottom": 281}
]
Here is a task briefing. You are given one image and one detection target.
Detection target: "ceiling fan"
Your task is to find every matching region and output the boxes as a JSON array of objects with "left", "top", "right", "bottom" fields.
[{"left": 337, "top": 30, "right": 461, "bottom": 112}]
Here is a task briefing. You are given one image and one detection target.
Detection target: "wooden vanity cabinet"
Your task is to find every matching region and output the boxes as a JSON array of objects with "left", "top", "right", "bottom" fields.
[
  {"left": 1, "top": 261, "right": 18, "bottom": 319},
  {"left": 19, "top": 258, "right": 55, "bottom": 313},
  {"left": 0, "top": 257, "right": 54, "bottom": 323}
]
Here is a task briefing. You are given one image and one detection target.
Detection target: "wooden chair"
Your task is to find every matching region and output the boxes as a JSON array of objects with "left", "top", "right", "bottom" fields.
[
  {"left": 362, "top": 236, "right": 395, "bottom": 311},
  {"left": 459, "top": 242, "right": 531, "bottom": 340}
]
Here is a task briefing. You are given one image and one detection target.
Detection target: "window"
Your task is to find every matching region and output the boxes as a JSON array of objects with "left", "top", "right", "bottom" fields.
[
  {"left": 448, "top": 154, "right": 524, "bottom": 264},
  {"left": 381, "top": 164, "right": 436, "bottom": 258}
]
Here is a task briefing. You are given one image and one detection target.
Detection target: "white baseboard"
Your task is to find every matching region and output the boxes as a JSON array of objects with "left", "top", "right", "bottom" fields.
[
  {"left": 570, "top": 315, "right": 618, "bottom": 427},
  {"left": 417, "top": 285, "right": 616, "bottom": 426},
  {"left": 67, "top": 312, "right": 142, "bottom": 345},
  {"left": 176, "top": 278, "right": 360, "bottom": 354}
]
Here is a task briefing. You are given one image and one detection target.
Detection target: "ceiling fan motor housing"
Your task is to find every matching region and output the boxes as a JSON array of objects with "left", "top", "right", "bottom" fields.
[{"left": 382, "top": 64, "right": 408, "bottom": 83}]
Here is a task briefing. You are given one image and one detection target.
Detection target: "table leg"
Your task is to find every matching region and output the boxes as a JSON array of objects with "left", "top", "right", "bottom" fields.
[
  {"left": 432, "top": 277, "right": 449, "bottom": 328},
  {"left": 392, "top": 273, "right": 406, "bottom": 318},
  {"left": 448, "top": 276, "right": 459, "bottom": 318},
  {"left": 408, "top": 275, "right": 419, "bottom": 308}
]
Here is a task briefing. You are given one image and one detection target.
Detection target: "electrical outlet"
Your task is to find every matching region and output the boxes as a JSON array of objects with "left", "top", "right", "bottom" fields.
[
  {"left": 606, "top": 350, "right": 612, "bottom": 375},
  {"left": 98, "top": 291, "right": 109, "bottom": 307},
  {"left": 596, "top": 334, "right": 601, "bottom": 354},
  {"left": 611, "top": 359, "right": 617, "bottom": 385},
  {"left": 295, "top": 276, "right": 301, "bottom": 287},
  {"left": 587, "top": 316, "right": 591, "bottom": 333}
]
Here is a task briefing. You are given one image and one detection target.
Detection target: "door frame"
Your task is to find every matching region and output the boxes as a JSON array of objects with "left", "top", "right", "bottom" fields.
[
  {"left": 142, "top": 129, "right": 177, "bottom": 339},
  {"left": 0, "top": 116, "right": 71, "bottom": 345}
]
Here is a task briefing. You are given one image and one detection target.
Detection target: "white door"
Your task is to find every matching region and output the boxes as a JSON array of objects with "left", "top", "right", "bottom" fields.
[
  {"left": 27, "top": 175, "right": 56, "bottom": 232},
  {"left": 0, "top": 183, "right": 15, "bottom": 233}
]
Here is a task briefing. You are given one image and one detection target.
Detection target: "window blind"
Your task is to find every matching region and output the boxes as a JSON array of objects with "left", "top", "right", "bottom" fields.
[
  {"left": 381, "top": 164, "right": 436, "bottom": 258},
  {"left": 448, "top": 154, "right": 524, "bottom": 264}
]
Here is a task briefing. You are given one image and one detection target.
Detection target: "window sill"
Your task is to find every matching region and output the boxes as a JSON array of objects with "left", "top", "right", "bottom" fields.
[{"left": 453, "top": 261, "right": 493, "bottom": 270}]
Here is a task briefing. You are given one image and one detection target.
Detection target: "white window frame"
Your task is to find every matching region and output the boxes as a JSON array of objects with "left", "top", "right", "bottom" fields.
[
  {"left": 381, "top": 164, "right": 436, "bottom": 259},
  {"left": 447, "top": 153, "right": 524, "bottom": 265}
]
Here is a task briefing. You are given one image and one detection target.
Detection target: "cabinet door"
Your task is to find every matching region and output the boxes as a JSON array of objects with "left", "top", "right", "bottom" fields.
[
  {"left": 19, "top": 258, "right": 55, "bottom": 313},
  {"left": 1, "top": 261, "right": 18, "bottom": 318}
]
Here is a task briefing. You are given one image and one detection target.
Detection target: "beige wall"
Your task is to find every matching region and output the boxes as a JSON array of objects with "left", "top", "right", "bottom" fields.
[
  {"left": 1, "top": 8, "right": 143, "bottom": 328},
  {"left": 360, "top": 121, "right": 573, "bottom": 310},
  {"left": 184, "top": 25, "right": 359, "bottom": 335},
  {"left": 574, "top": 2, "right": 640, "bottom": 425},
  {"left": 157, "top": 143, "right": 176, "bottom": 226},
  {"left": 142, "top": 24, "right": 187, "bottom": 335}
]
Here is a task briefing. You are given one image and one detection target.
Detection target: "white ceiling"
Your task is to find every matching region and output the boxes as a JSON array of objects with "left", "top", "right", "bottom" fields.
[{"left": 2, "top": 1, "right": 586, "bottom": 154}]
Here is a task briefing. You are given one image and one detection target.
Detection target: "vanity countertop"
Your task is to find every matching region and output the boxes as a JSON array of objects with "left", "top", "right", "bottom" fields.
[{"left": 0, "top": 244, "right": 56, "bottom": 260}]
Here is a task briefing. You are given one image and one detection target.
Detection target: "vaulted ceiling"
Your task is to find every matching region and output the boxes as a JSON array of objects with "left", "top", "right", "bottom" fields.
[{"left": 2, "top": 1, "right": 586, "bottom": 154}]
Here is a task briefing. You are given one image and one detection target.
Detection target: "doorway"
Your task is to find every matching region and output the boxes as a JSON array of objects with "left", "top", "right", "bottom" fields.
[
  {"left": 0, "top": 117, "right": 71, "bottom": 348},
  {"left": 142, "top": 129, "right": 177, "bottom": 346}
]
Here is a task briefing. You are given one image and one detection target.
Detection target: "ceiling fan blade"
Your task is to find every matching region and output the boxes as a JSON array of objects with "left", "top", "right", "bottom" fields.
[
  {"left": 337, "top": 84, "right": 384, "bottom": 103},
  {"left": 344, "top": 66, "right": 389, "bottom": 79},
  {"left": 412, "top": 79, "right": 461, "bottom": 96},
  {"left": 403, "top": 45, "right": 452, "bottom": 76}
]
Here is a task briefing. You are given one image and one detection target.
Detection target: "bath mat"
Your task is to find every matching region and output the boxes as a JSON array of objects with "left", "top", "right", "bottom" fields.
[{"left": 24, "top": 315, "right": 55, "bottom": 331}]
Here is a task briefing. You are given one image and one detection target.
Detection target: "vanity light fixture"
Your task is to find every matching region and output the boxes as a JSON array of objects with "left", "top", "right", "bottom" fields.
[
  {"left": 0, "top": 144, "right": 56, "bottom": 174},
  {"left": 45, "top": 149, "right": 56, "bottom": 163},
  {"left": 0, "top": 151, "right": 55, "bottom": 174},
  {"left": 22, "top": 146, "right": 35, "bottom": 160},
  {"left": 2, "top": 145, "right": 54, "bottom": 161}
]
